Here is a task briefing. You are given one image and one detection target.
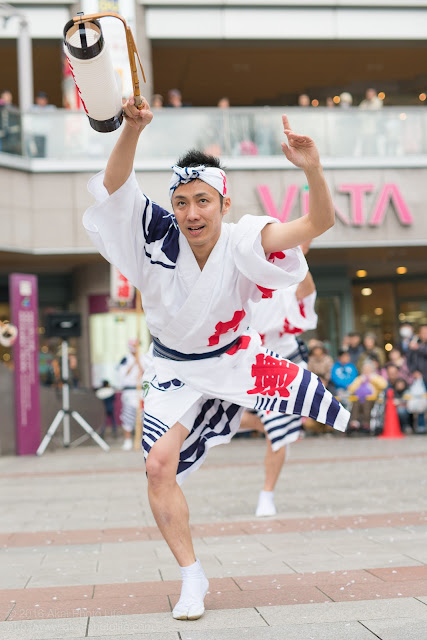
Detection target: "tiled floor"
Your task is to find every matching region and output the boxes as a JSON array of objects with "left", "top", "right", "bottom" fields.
[{"left": 0, "top": 435, "right": 427, "bottom": 638}]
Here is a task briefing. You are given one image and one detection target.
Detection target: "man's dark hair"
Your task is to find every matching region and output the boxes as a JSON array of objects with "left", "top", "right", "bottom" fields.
[
  {"left": 175, "top": 149, "right": 226, "bottom": 209},
  {"left": 176, "top": 149, "right": 225, "bottom": 171},
  {"left": 338, "top": 348, "right": 349, "bottom": 357}
]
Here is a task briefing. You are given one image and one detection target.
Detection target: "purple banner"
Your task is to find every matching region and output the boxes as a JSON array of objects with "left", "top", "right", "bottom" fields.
[{"left": 9, "top": 274, "right": 41, "bottom": 455}]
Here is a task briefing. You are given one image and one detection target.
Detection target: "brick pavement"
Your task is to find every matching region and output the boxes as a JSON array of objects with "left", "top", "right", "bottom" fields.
[{"left": 0, "top": 436, "right": 427, "bottom": 639}]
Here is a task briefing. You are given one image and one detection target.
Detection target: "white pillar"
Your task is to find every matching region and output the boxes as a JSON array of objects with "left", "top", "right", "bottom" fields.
[{"left": 17, "top": 17, "right": 33, "bottom": 111}]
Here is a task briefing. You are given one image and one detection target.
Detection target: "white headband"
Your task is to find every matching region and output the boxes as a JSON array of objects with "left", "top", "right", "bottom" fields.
[{"left": 169, "top": 165, "right": 227, "bottom": 202}]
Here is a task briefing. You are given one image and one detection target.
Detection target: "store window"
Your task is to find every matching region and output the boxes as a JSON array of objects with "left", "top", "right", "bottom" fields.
[
  {"left": 397, "top": 280, "right": 427, "bottom": 328},
  {"left": 352, "top": 282, "right": 396, "bottom": 349}
]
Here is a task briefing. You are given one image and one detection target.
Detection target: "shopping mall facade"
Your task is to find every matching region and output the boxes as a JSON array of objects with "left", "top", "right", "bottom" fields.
[{"left": 1, "top": 0, "right": 427, "bottom": 388}]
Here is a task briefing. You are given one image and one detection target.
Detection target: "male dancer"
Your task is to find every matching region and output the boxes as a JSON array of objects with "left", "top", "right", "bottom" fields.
[
  {"left": 83, "top": 95, "right": 349, "bottom": 620},
  {"left": 240, "top": 266, "right": 318, "bottom": 517},
  {"left": 117, "top": 339, "right": 145, "bottom": 450}
]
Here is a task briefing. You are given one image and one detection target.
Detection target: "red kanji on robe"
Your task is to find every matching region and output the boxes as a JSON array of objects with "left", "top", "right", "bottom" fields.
[
  {"left": 226, "top": 335, "right": 251, "bottom": 355},
  {"left": 208, "top": 309, "right": 246, "bottom": 347},
  {"left": 254, "top": 252, "right": 285, "bottom": 299},
  {"left": 247, "top": 353, "right": 299, "bottom": 397},
  {"left": 280, "top": 317, "right": 303, "bottom": 336}
]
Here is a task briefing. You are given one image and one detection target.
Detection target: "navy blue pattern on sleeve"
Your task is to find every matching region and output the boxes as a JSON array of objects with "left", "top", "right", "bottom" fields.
[{"left": 142, "top": 199, "right": 180, "bottom": 269}]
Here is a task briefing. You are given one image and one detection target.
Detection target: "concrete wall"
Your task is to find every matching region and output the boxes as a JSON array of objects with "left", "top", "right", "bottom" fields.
[
  {"left": 144, "top": 3, "right": 427, "bottom": 41},
  {"left": 2, "top": 164, "right": 424, "bottom": 252}
]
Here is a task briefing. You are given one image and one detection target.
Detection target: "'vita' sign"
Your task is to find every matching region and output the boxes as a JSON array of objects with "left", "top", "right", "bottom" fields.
[{"left": 257, "top": 183, "right": 413, "bottom": 226}]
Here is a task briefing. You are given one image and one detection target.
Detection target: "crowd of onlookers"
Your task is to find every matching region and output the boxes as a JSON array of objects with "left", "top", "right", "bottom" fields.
[
  {"left": 304, "top": 323, "right": 427, "bottom": 436},
  {"left": 148, "top": 88, "right": 384, "bottom": 110}
]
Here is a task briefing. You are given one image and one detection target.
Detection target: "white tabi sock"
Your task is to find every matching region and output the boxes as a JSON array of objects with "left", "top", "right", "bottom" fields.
[
  {"left": 255, "top": 490, "right": 277, "bottom": 517},
  {"left": 172, "top": 559, "right": 209, "bottom": 620}
]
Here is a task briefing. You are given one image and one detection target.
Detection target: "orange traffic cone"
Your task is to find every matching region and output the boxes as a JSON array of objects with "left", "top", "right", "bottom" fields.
[{"left": 378, "top": 388, "right": 405, "bottom": 439}]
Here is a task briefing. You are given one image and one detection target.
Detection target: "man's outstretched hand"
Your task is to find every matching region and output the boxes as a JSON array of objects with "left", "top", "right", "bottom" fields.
[
  {"left": 281, "top": 115, "right": 320, "bottom": 171},
  {"left": 123, "top": 95, "right": 153, "bottom": 131}
]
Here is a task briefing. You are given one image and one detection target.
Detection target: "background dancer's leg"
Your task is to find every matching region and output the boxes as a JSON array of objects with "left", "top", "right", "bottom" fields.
[
  {"left": 264, "top": 440, "right": 286, "bottom": 492},
  {"left": 146, "top": 422, "right": 208, "bottom": 620},
  {"left": 239, "top": 410, "right": 264, "bottom": 433},
  {"left": 256, "top": 440, "right": 286, "bottom": 517}
]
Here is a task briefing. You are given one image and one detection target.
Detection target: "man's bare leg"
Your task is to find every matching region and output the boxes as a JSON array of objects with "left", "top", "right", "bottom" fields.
[{"left": 146, "top": 422, "right": 209, "bottom": 620}]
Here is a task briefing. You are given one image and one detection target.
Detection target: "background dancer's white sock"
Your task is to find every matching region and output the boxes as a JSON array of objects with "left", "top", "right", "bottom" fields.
[
  {"left": 172, "top": 558, "right": 209, "bottom": 620},
  {"left": 256, "top": 490, "right": 277, "bottom": 517}
]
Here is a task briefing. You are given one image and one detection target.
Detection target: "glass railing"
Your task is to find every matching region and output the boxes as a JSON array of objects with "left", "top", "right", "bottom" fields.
[{"left": 0, "top": 106, "right": 426, "bottom": 162}]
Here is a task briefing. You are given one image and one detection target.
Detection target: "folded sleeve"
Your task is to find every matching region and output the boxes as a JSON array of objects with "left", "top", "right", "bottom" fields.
[
  {"left": 231, "top": 214, "right": 308, "bottom": 290},
  {"left": 286, "top": 291, "right": 318, "bottom": 332},
  {"left": 83, "top": 170, "right": 178, "bottom": 289}
]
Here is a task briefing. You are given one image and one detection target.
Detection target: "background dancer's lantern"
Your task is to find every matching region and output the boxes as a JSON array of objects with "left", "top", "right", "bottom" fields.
[{"left": 63, "top": 13, "right": 145, "bottom": 133}]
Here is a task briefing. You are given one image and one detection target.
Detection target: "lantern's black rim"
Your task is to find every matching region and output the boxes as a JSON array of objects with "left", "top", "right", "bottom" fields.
[
  {"left": 88, "top": 111, "right": 123, "bottom": 133},
  {"left": 63, "top": 19, "right": 104, "bottom": 60}
]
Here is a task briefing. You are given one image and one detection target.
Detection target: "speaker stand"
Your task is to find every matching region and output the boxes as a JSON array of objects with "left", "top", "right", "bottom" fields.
[{"left": 37, "top": 339, "right": 110, "bottom": 455}]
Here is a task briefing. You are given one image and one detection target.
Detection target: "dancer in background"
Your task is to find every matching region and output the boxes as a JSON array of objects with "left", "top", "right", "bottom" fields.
[
  {"left": 117, "top": 339, "right": 144, "bottom": 451},
  {"left": 240, "top": 251, "right": 318, "bottom": 517}
]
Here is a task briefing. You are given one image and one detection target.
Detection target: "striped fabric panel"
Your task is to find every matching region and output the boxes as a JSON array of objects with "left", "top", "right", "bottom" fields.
[
  {"left": 177, "top": 400, "right": 242, "bottom": 479},
  {"left": 270, "top": 424, "right": 301, "bottom": 447},
  {"left": 120, "top": 404, "right": 136, "bottom": 430}
]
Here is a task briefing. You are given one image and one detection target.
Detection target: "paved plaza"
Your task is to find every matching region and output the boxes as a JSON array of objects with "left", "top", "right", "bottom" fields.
[{"left": 0, "top": 432, "right": 427, "bottom": 639}]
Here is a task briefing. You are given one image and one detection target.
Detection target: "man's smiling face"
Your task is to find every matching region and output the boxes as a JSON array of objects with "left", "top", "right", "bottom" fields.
[{"left": 172, "top": 179, "right": 231, "bottom": 255}]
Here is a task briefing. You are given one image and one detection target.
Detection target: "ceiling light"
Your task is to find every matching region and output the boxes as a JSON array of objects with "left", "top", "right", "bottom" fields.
[
  {"left": 361, "top": 288, "right": 372, "bottom": 296},
  {"left": 396, "top": 266, "right": 407, "bottom": 274},
  {"left": 356, "top": 270, "right": 367, "bottom": 278}
]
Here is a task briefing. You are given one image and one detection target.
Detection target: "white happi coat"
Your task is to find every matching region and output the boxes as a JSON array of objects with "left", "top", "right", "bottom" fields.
[
  {"left": 83, "top": 171, "right": 349, "bottom": 482},
  {"left": 247, "top": 286, "right": 318, "bottom": 450}
]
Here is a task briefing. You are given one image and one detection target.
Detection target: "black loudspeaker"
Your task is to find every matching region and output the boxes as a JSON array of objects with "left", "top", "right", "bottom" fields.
[{"left": 45, "top": 312, "right": 81, "bottom": 338}]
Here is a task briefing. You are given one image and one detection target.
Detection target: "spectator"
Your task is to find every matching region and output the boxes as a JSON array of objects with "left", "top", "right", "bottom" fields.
[
  {"left": 398, "top": 322, "right": 414, "bottom": 354},
  {"left": 348, "top": 361, "right": 387, "bottom": 434},
  {"left": 339, "top": 92, "right": 353, "bottom": 108},
  {"left": 359, "top": 88, "right": 383, "bottom": 110},
  {"left": 346, "top": 332, "right": 364, "bottom": 367},
  {"left": 166, "top": 88, "right": 183, "bottom": 108},
  {"left": 406, "top": 371, "right": 427, "bottom": 434},
  {"left": 298, "top": 93, "right": 310, "bottom": 107},
  {"left": 383, "top": 363, "right": 400, "bottom": 387},
  {"left": 307, "top": 341, "right": 333, "bottom": 387},
  {"left": 151, "top": 94, "right": 164, "bottom": 109},
  {"left": 392, "top": 378, "right": 412, "bottom": 434},
  {"left": 325, "top": 96, "right": 335, "bottom": 108},
  {"left": 30, "top": 91, "right": 56, "bottom": 157},
  {"left": 357, "top": 333, "right": 386, "bottom": 370},
  {"left": 33, "top": 91, "right": 55, "bottom": 110},
  {"left": 95, "top": 380, "right": 117, "bottom": 438},
  {"left": 0, "top": 89, "right": 13, "bottom": 106},
  {"left": 330, "top": 349, "right": 358, "bottom": 394},
  {"left": 382, "top": 347, "right": 412, "bottom": 384},
  {"left": 407, "top": 324, "right": 427, "bottom": 385},
  {"left": 217, "top": 97, "right": 230, "bottom": 109},
  {"left": 0, "top": 89, "right": 20, "bottom": 154}
]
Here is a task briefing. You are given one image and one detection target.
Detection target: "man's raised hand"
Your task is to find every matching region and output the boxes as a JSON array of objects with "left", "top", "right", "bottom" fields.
[
  {"left": 281, "top": 115, "right": 320, "bottom": 171},
  {"left": 123, "top": 95, "right": 153, "bottom": 131}
]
